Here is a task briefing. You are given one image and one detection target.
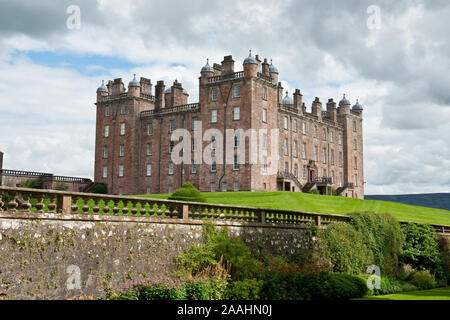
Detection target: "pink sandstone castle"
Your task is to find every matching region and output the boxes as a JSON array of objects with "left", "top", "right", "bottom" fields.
[{"left": 94, "top": 52, "right": 364, "bottom": 198}]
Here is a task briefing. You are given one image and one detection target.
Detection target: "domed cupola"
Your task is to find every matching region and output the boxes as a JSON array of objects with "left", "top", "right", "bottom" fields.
[
  {"left": 165, "top": 87, "right": 172, "bottom": 94},
  {"left": 97, "top": 80, "right": 108, "bottom": 93},
  {"left": 269, "top": 59, "right": 278, "bottom": 74},
  {"left": 352, "top": 99, "right": 363, "bottom": 110},
  {"left": 243, "top": 50, "right": 258, "bottom": 65},
  {"left": 128, "top": 74, "right": 140, "bottom": 87},
  {"left": 201, "top": 58, "right": 214, "bottom": 73},
  {"left": 339, "top": 94, "right": 350, "bottom": 106},
  {"left": 282, "top": 91, "right": 293, "bottom": 105}
]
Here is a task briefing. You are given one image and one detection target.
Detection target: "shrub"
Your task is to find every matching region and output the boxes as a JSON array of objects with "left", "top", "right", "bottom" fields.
[
  {"left": 409, "top": 270, "right": 436, "bottom": 290},
  {"left": 349, "top": 212, "right": 404, "bottom": 276},
  {"left": 226, "top": 279, "right": 264, "bottom": 300},
  {"left": 435, "top": 236, "right": 450, "bottom": 285},
  {"left": 315, "top": 222, "right": 373, "bottom": 275},
  {"left": 401, "top": 223, "right": 440, "bottom": 271},
  {"left": 20, "top": 179, "right": 40, "bottom": 189},
  {"left": 357, "top": 274, "right": 403, "bottom": 295},
  {"left": 184, "top": 279, "right": 212, "bottom": 300},
  {"left": 168, "top": 182, "right": 206, "bottom": 202},
  {"left": 326, "top": 273, "right": 368, "bottom": 300},
  {"left": 91, "top": 183, "right": 107, "bottom": 194}
]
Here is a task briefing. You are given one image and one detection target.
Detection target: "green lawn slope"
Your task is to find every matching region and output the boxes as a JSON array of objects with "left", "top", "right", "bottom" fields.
[
  {"left": 355, "top": 287, "right": 450, "bottom": 300},
  {"left": 137, "top": 191, "right": 450, "bottom": 226}
]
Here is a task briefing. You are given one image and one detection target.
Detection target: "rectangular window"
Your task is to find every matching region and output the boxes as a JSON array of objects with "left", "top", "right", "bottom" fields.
[
  {"left": 233, "top": 106, "right": 240, "bottom": 120},
  {"left": 354, "top": 157, "right": 358, "bottom": 169},
  {"left": 339, "top": 172, "right": 343, "bottom": 187},
  {"left": 262, "top": 108, "right": 267, "bottom": 122},
  {"left": 119, "top": 144, "right": 125, "bottom": 157},
  {"left": 169, "top": 120, "right": 175, "bottom": 133},
  {"left": 339, "top": 134, "right": 342, "bottom": 145},
  {"left": 323, "top": 147, "right": 327, "bottom": 164},
  {"left": 119, "top": 187, "right": 123, "bottom": 195},
  {"left": 284, "top": 116, "right": 288, "bottom": 130},
  {"left": 192, "top": 160, "right": 197, "bottom": 173},
  {"left": 146, "top": 186, "right": 151, "bottom": 194},
  {"left": 169, "top": 141, "right": 174, "bottom": 153},
  {"left": 322, "top": 128, "right": 326, "bottom": 140},
  {"left": 331, "top": 170, "right": 334, "bottom": 183},
  {"left": 234, "top": 181, "right": 239, "bottom": 192},
  {"left": 330, "top": 131, "right": 334, "bottom": 143},
  {"left": 103, "top": 146, "right": 108, "bottom": 159},
  {"left": 284, "top": 162, "right": 288, "bottom": 175},
  {"left": 262, "top": 133, "right": 267, "bottom": 150},
  {"left": 222, "top": 182, "right": 227, "bottom": 192},
  {"left": 353, "top": 120, "right": 357, "bottom": 132},
  {"left": 234, "top": 133, "right": 239, "bottom": 148},
  {"left": 293, "top": 120, "right": 297, "bottom": 132},
  {"left": 168, "top": 185, "right": 173, "bottom": 194},
  {"left": 302, "top": 122, "right": 306, "bottom": 135},
  {"left": 262, "top": 87, "right": 267, "bottom": 100},
  {"left": 191, "top": 138, "right": 196, "bottom": 152},
  {"left": 120, "top": 104, "right": 126, "bottom": 114},
  {"left": 234, "top": 85, "right": 240, "bottom": 98},
  {"left": 234, "top": 155, "right": 239, "bottom": 170},
  {"left": 192, "top": 117, "right": 198, "bottom": 130},
  {"left": 354, "top": 173, "right": 358, "bottom": 186},
  {"left": 147, "top": 123, "right": 153, "bottom": 135},
  {"left": 147, "top": 143, "right": 152, "bottom": 156},
  {"left": 324, "top": 169, "right": 327, "bottom": 178},
  {"left": 211, "top": 182, "right": 216, "bottom": 192},
  {"left": 284, "top": 138, "right": 289, "bottom": 156},
  {"left": 120, "top": 123, "right": 125, "bottom": 135},
  {"left": 302, "top": 143, "right": 307, "bottom": 159},
  {"left": 103, "top": 166, "right": 107, "bottom": 178},
  {"left": 146, "top": 164, "right": 152, "bottom": 176},
  {"left": 212, "top": 136, "right": 216, "bottom": 150},
  {"left": 314, "top": 146, "right": 318, "bottom": 162},
  {"left": 354, "top": 139, "right": 357, "bottom": 150},
  {"left": 105, "top": 106, "right": 110, "bottom": 117},
  {"left": 294, "top": 164, "right": 298, "bottom": 177},
  {"left": 263, "top": 156, "right": 268, "bottom": 172},
  {"left": 119, "top": 165, "right": 124, "bottom": 177},
  {"left": 339, "top": 152, "right": 343, "bottom": 167},
  {"left": 211, "top": 110, "right": 217, "bottom": 123},
  {"left": 331, "top": 150, "right": 334, "bottom": 165},
  {"left": 294, "top": 141, "right": 298, "bottom": 158},
  {"left": 211, "top": 88, "right": 218, "bottom": 101},
  {"left": 211, "top": 158, "right": 216, "bottom": 172},
  {"left": 104, "top": 125, "right": 109, "bottom": 138},
  {"left": 168, "top": 162, "right": 174, "bottom": 175},
  {"left": 303, "top": 165, "right": 307, "bottom": 179}
]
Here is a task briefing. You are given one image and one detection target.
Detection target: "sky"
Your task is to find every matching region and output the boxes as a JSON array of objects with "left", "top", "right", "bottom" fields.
[{"left": 0, "top": 0, "right": 449, "bottom": 195}]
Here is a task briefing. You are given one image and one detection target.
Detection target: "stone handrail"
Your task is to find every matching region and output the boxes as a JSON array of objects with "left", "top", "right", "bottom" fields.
[
  {"left": 0, "top": 186, "right": 448, "bottom": 234},
  {"left": 140, "top": 103, "right": 200, "bottom": 118},
  {"left": 207, "top": 71, "right": 245, "bottom": 83}
]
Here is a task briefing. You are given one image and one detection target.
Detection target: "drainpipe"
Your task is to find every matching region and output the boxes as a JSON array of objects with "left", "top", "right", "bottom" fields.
[
  {"left": 218, "top": 83, "right": 233, "bottom": 191},
  {"left": 158, "top": 117, "right": 163, "bottom": 193},
  {"left": 111, "top": 103, "right": 118, "bottom": 194}
]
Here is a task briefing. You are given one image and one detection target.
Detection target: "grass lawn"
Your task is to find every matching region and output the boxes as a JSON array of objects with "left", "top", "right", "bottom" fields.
[
  {"left": 136, "top": 191, "right": 450, "bottom": 226},
  {"left": 355, "top": 287, "right": 450, "bottom": 300}
]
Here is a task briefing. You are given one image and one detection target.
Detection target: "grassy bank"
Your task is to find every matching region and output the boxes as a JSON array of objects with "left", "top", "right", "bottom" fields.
[
  {"left": 355, "top": 287, "right": 450, "bottom": 300},
  {"left": 137, "top": 191, "right": 450, "bottom": 225}
]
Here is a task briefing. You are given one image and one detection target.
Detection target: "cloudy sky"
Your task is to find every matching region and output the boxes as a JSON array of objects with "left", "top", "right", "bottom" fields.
[{"left": 0, "top": 0, "right": 449, "bottom": 195}]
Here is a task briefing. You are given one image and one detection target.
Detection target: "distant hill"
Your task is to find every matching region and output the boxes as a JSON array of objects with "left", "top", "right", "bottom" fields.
[{"left": 365, "top": 193, "right": 450, "bottom": 211}]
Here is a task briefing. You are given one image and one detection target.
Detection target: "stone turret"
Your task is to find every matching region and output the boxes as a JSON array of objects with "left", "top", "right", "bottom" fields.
[{"left": 243, "top": 50, "right": 258, "bottom": 78}]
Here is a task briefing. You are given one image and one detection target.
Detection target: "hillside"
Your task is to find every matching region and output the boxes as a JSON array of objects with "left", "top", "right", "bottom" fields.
[
  {"left": 139, "top": 191, "right": 450, "bottom": 226},
  {"left": 365, "top": 193, "right": 450, "bottom": 211}
]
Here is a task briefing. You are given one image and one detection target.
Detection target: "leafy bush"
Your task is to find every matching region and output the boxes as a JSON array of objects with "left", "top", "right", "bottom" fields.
[
  {"left": 435, "top": 236, "right": 450, "bottom": 285},
  {"left": 401, "top": 223, "right": 440, "bottom": 271},
  {"left": 314, "top": 222, "right": 373, "bottom": 275},
  {"left": 176, "top": 222, "right": 262, "bottom": 281},
  {"left": 91, "top": 183, "right": 107, "bottom": 194},
  {"left": 349, "top": 212, "right": 404, "bottom": 276},
  {"left": 168, "top": 182, "right": 206, "bottom": 202},
  {"left": 357, "top": 274, "right": 403, "bottom": 295},
  {"left": 409, "top": 270, "right": 436, "bottom": 290},
  {"left": 226, "top": 279, "right": 263, "bottom": 300},
  {"left": 20, "top": 179, "right": 40, "bottom": 189},
  {"left": 326, "top": 273, "right": 368, "bottom": 300},
  {"left": 109, "top": 277, "right": 215, "bottom": 300}
]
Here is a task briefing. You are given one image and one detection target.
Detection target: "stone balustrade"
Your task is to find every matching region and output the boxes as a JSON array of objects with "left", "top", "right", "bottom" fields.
[{"left": 0, "top": 186, "right": 448, "bottom": 234}]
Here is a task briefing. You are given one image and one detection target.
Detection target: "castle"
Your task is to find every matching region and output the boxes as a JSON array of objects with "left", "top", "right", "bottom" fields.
[{"left": 94, "top": 52, "right": 364, "bottom": 198}]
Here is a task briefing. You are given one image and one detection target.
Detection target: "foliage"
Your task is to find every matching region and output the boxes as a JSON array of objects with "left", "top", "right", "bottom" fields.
[
  {"left": 314, "top": 222, "right": 373, "bottom": 275},
  {"left": 168, "top": 182, "right": 206, "bottom": 202},
  {"left": 349, "top": 212, "right": 404, "bottom": 275},
  {"left": 20, "top": 179, "right": 40, "bottom": 189},
  {"left": 401, "top": 223, "right": 440, "bottom": 271},
  {"left": 436, "top": 236, "right": 450, "bottom": 285},
  {"left": 225, "top": 279, "right": 264, "bottom": 300},
  {"left": 54, "top": 183, "right": 68, "bottom": 191},
  {"left": 309, "top": 189, "right": 320, "bottom": 195},
  {"left": 176, "top": 222, "right": 262, "bottom": 281},
  {"left": 109, "top": 277, "right": 215, "bottom": 300},
  {"left": 91, "top": 183, "right": 108, "bottom": 194},
  {"left": 325, "top": 273, "right": 368, "bottom": 300},
  {"left": 357, "top": 274, "right": 404, "bottom": 295},
  {"left": 409, "top": 270, "right": 437, "bottom": 290}
]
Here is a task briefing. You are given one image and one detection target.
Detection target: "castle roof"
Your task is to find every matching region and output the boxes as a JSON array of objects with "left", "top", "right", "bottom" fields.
[
  {"left": 96, "top": 80, "right": 108, "bottom": 93},
  {"left": 128, "top": 74, "right": 140, "bottom": 87},
  {"left": 201, "top": 59, "right": 214, "bottom": 73},
  {"left": 352, "top": 99, "right": 363, "bottom": 110},
  {"left": 282, "top": 91, "right": 293, "bottom": 104},
  {"left": 339, "top": 94, "right": 351, "bottom": 106},
  {"left": 243, "top": 50, "right": 258, "bottom": 65},
  {"left": 269, "top": 59, "right": 278, "bottom": 74}
]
